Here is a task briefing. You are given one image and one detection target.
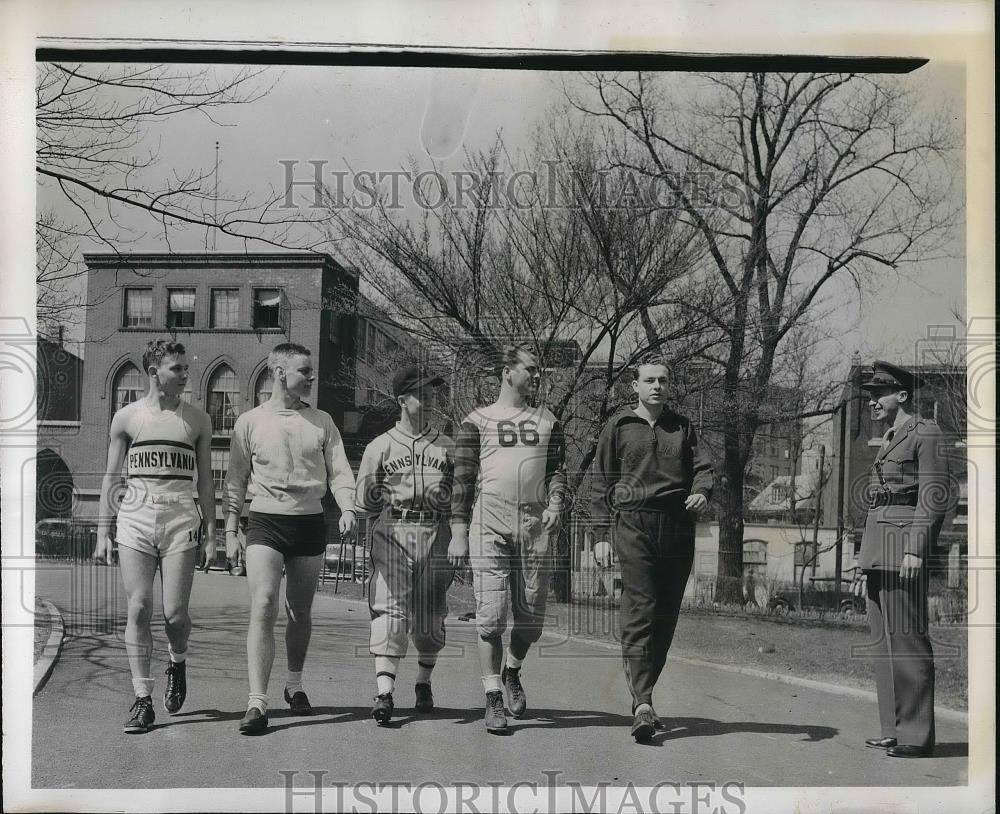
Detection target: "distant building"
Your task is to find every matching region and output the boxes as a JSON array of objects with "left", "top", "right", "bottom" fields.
[{"left": 36, "top": 328, "right": 83, "bottom": 521}]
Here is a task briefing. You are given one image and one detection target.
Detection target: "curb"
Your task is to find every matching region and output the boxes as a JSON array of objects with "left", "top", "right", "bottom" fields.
[
  {"left": 316, "top": 590, "right": 971, "bottom": 726},
  {"left": 33, "top": 598, "right": 65, "bottom": 696}
]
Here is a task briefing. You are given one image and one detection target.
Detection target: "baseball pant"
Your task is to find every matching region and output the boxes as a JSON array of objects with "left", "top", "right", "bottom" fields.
[
  {"left": 470, "top": 502, "right": 551, "bottom": 657},
  {"left": 614, "top": 507, "right": 695, "bottom": 710},
  {"left": 368, "top": 512, "right": 454, "bottom": 658},
  {"left": 864, "top": 567, "right": 935, "bottom": 748}
]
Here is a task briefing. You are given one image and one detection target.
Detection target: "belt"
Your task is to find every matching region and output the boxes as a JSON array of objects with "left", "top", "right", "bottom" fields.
[
  {"left": 386, "top": 507, "right": 443, "bottom": 522},
  {"left": 877, "top": 492, "right": 919, "bottom": 508},
  {"left": 127, "top": 493, "right": 194, "bottom": 505}
]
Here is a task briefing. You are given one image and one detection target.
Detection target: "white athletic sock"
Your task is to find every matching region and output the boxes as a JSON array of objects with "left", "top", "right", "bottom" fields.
[
  {"left": 285, "top": 669, "right": 303, "bottom": 694},
  {"left": 504, "top": 648, "right": 523, "bottom": 670},
  {"left": 482, "top": 674, "right": 502, "bottom": 693},
  {"left": 248, "top": 693, "right": 268, "bottom": 714},
  {"left": 132, "top": 677, "right": 154, "bottom": 698},
  {"left": 168, "top": 645, "right": 187, "bottom": 664},
  {"left": 635, "top": 702, "right": 654, "bottom": 716},
  {"left": 375, "top": 656, "right": 399, "bottom": 695},
  {"left": 416, "top": 658, "right": 436, "bottom": 685}
]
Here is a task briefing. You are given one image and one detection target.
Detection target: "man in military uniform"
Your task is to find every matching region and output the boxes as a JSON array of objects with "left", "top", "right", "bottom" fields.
[{"left": 858, "top": 361, "right": 949, "bottom": 759}]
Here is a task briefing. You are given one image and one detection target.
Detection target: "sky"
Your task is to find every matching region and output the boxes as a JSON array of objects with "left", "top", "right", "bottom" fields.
[{"left": 39, "top": 61, "right": 968, "bottom": 373}]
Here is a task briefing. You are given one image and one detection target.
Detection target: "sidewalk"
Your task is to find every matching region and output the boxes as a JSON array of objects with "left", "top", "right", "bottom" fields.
[{"left": 32, "top": 562, "right": 968, "bottom": 789}]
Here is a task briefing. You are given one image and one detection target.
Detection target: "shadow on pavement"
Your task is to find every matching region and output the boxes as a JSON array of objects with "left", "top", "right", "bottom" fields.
[
  {"left": 642, "top": 716, "right": 839, "bottom": 747},
  {"left": 927, "top": 742, "right": 968, "bottom": 758}
]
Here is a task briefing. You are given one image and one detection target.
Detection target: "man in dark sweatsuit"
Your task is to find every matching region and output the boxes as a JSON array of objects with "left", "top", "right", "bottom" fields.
[{"left": 590, "top": 357, "right": 714, "bottom": 742}]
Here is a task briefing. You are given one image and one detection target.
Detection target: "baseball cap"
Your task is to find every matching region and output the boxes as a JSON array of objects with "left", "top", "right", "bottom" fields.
[{"left": 392, "top": 364, "right": 445, "bottom": 397}]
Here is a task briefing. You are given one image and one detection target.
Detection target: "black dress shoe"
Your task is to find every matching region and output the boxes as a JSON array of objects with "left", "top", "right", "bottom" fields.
[
  {"left": 865, "top": 737, "right": 897, "bottom": 749},
  {"left": 284, "top": 688, "right": 313, "bottom": 715},
  {"left": 238, "top": 706, "right": 269, "bottom": 735},
  {"left": 887, "top": 744, "right": 933, "bottom": 758}
]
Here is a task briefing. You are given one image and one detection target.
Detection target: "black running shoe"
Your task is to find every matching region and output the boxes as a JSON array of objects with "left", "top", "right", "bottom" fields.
[
  {"left": 501, "top": 659, "right": 526, "bottom": 718},
  {"left": 631, "top": 707, "right": 657, "bottom": 743},
  {"left": 163, "top": 661, "right": 187, "bottom": 714},
  {"left": 484, "top": 689, "right": 508, "bottom": 734},
  {"left": 238, "top": 706, "right": 268, "bottom": 735},
  {"left": 284, "top": 687, "right": 313, "bottom": 715},
  {"left": 414, "top": 682, "right": 434, "bottom": 713},
  {"left": 124, "top": 695, "right": 155, "bottom": 734},
  {"left": 372, "top": 692, "right": 394, "bottom": 725}
]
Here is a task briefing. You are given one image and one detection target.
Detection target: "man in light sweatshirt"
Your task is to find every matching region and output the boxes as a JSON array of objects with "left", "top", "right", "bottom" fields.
[{"left": 224, "top": 343, "right": 357, "bottom": 735}]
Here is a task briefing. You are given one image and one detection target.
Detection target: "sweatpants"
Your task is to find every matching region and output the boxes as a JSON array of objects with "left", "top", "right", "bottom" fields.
[{"left": 614, "top": 507, "right": 695, "bottom": 710}]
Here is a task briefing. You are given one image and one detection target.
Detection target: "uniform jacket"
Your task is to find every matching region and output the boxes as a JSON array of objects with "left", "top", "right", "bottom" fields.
[{"left": 859, "top": 416, "right": 950, "bottom": 570}]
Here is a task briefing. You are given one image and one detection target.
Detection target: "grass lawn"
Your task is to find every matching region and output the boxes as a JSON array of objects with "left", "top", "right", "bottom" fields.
[{"left": 318, "top": 574, "right": 968, "bottom": 711}]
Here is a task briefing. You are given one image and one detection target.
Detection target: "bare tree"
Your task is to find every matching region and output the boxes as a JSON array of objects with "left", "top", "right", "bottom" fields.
[
  {"left": 35, "top": 62, "right": 325, "bottom": 323},
  {"left": 571, "top": 71, "right": 961, "bottom": 603}
]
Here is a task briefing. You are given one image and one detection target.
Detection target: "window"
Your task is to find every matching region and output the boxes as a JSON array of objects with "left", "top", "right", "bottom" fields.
[
  {"left": 180, "top": 380, "right": 193, "bottom": 403},
  {"left": 919, "top": 399, "right": 938, "bottom": 421},
  {"left": 254, "top": 368, "right": 274, "bottom": 406},
  {"left": 366, "top": 323, "right": 378, "bottom": 363},
  {"left": 211, "top": 289, "right": 239, "bottom": 328},
  {"left": 253, "top": 289, "right": 281, "bottom": 329},
  {"left": 770, "top": 465, "right": 779, "bottom": 481},
  {"left": 207, "top": 364, "right": 241, "bottom": 435},
  {"left": 770, "top": 484, "right": 784, "bottom": 503},
  {"left": 112, "top": 363, "right": 144, "bottom": 412},
  {"left": 167, "top": 288, "right": 196, "bottom": 328},
  {"left": 123, "top": 289, "right": 153, "bottom": 328},
  {"left": 210, "top": 447, "right": 229, "bottom": 492}
]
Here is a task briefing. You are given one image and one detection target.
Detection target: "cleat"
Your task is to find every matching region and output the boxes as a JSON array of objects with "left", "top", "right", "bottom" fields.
[
  {"left": 414, "top": 682, "right": 434, "bottom": 713},
  {"left": 484, "top": 689, "right": 508, "bottom": 734},
  {"left": 283, "top": 688, "right": 313, "bottom": 715},
  {"left": 372, "top": 692, "right": 394, "bottom": 725},
  {"left": 631, "top": 707, "right": 657, "bottom": 743},
  {"left": 501, "top": 658, "right": 526, "bottom": 718},
  {"left": 238, "top": 706, "right": 268, "bottom": 735},
  {"left": 163, "top": 661, "right": 187, "bottom": 714},
  {"left": 123, "top": 695, "right": 155, "bottom": 734}
]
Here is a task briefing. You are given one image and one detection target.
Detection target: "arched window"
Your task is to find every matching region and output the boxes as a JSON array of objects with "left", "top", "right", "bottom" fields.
[
  {"left": 112, "top": 363, "right": 144, "bottom": 413},
  {"left": 207, "top": 364, "right": 241, "bottom": 435},
  {"left": 254, "top": 368, "right": 274, "bottom": 406}
]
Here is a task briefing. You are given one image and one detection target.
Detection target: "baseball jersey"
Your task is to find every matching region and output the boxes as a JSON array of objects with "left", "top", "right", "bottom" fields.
[
  {"left": 355, "top": 424, "right": 455, "bottom": 515},
  {"left": 451, "top": 403, "right": 566, "bottom": 523},
  {"left": 124, "top": 401, "right": 201, "bottom": 498}
]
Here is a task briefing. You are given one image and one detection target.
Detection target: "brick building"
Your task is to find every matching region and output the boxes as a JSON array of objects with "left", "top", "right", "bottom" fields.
[{"left": 36, "top": 252, "right": 424, "bottom": 537}]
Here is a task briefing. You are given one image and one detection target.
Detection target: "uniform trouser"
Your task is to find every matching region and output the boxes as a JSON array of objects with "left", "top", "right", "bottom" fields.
[
  {"left": 615, "top": 508, "right": 695, "bottom": 711},
  {"left": 470, "top": 504, "right": 551, "bottom": 657},
  {"left": 864, "top": 568, "right": 935, "bottom": 748},
  {"left": 368, "top": 513, "right": 454, "bottom": 658}
]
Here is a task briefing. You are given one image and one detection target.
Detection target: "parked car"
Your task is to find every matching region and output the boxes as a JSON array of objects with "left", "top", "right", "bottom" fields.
[
  {"left": 768, "top": 570, "right": 867, "bottom": 616},
  {"left": 324, "top": 542, "right": 367, "bottom": 582}
]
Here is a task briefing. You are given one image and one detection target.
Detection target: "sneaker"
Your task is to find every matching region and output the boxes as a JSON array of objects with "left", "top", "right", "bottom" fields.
[
  {"left": 123, "top": 695, "right": 155, "bottom": 734},
  {"left": 232, "top": 564, "right": 246, "bottom": 577},
  {"left": 501, "top": 658, "right": 526, "bottom": 718},
  {"left": 414, "top": 682, "right": 434, "bottom": 713},
  {"left": 372, "top": 692, "right": 394, "bottom": 725},
  {"left": 484, "top": 689, "right": 508, "bottom": 734},
  {"left": 284, "top": 688, "right": 313, "bottom": 715},
  {"left": 238, "top": 706, "right": 268, "bottom": 735},
  {"left": 163, "top": 661, "right": 187, "bottom": 714},
  {"left": 631, "top": 706, "right": 657, "bottom": 743}
]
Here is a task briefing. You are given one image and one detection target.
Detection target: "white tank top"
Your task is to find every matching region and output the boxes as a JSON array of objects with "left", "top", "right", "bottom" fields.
[{"left": 125, "top": 401, "right": 200, "bottom": 498}]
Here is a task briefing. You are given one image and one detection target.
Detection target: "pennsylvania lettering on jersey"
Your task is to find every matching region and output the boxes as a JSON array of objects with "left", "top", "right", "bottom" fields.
[
  {"left": 356, "top": 426, "right": 456, "bottom": 514},
  {"left": 450, "top": 404, "right": 566, "bottom": 523},
  {"left": 127, "top": 441, "right": 196, "bottom": 480}
]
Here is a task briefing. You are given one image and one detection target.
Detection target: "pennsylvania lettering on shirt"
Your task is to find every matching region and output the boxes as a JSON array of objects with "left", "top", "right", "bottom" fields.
[
  {"left": 127, "top": 441, "right": 196, "bottom": 480},
  {"left": 382, "top": 451, "right": 450, "bottom": 476}
]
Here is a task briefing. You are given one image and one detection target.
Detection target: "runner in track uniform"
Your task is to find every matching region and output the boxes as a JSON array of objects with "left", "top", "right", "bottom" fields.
[
  {"left": 224, "top": 343, "right": 357, "bottom": 735},
  {"left": 356, "top": 364, "right": 455, "bottom": 725},
  {"left": 97, "top": 339, "right": 216, "bottom": 734},
  {"left": 449, "top": 345, "right": 566, "bottom": 734}
]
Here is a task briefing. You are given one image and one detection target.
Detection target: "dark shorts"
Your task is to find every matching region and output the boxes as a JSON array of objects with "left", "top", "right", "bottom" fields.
[{"left": 246, "top": 512, "right": 326, "bottom": 560}]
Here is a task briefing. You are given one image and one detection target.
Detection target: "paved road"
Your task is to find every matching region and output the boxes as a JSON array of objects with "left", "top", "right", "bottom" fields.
[{"left": 32, "top": 562, "right": 968, "bottom": 789}]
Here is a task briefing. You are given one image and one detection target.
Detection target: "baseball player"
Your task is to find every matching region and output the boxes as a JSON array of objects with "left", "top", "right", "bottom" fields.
[
  {"left": 449, "top": 344, "right": 566, "bottom": 734},
  {"left": 224, "top": 342, "right": 357, "bottom": 735},
  {"left": 97, "top": 339, "right": 216, "bottom": 734},
  {"left": 355, "top": 364, "right": 455, "bottom": 725}
]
